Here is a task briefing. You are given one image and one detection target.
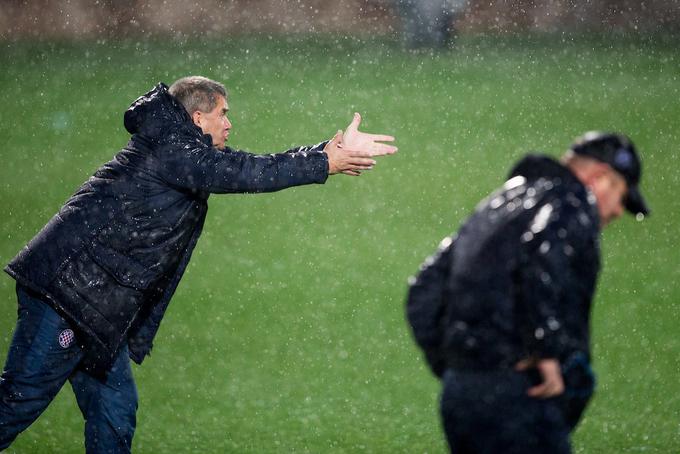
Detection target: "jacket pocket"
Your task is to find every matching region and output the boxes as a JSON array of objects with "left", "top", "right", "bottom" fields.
[{"left": 85, "top": 240, "right": 156, "bottom": 290}]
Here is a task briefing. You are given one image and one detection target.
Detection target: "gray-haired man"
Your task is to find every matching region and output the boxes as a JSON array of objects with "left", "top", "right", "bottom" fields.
[{"left": 0, "top": 76, "right": 396, "bottom": 452}]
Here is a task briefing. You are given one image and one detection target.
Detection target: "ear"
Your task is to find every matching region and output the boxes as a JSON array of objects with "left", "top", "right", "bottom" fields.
[{"left": 191, "top": 111, "right": 202, "bottom": 127}]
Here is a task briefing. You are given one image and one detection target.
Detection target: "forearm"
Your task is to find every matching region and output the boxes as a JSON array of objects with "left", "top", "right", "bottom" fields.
[
  {"left": 160, "top": 143, "right": 329, "bottom": 194},
  {"left": 223, "top": 148, "right": 329, "bottom": 193}
]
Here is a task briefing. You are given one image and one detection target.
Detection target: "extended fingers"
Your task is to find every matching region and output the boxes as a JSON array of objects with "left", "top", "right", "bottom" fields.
[
  {"left": 371, "top": 143, "right": 398, "bottom": 156},
  {"left": 369, "top": 134, "right": 395, "bottom": 142},
  {"left": 348, "top": 157, "right": 376, "bottom": 168},
  {"left": 342, "top": 144, "right": 397, "bottom": 157}
]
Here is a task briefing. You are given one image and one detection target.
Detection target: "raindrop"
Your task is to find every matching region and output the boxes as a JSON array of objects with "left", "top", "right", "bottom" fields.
[
  {"left": 523, "top": 198, "right": 537, "bottom": 210},
  {"left": 490, "top": 196, "right": 505, "bottom": 209},
  {"left": 530, "top": 203, "right": 553, "bottom": 234}
]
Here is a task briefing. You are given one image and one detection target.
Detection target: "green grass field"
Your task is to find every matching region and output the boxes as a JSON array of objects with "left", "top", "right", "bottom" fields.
[{"left": 0, "top": 33, "right": 679, "bottom": 452}]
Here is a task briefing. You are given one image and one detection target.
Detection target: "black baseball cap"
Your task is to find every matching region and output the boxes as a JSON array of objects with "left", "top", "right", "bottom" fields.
[{"left": 570, "top": 131, "right": 649, "bottom": 217}]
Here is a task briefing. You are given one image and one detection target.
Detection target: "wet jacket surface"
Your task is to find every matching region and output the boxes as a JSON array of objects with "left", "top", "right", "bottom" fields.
[
  {"left": 5, "top": 83, "right": 329, "bottom": 378},
  {"left": 407, "top": 154, "right": 601, "bottom": 377}
]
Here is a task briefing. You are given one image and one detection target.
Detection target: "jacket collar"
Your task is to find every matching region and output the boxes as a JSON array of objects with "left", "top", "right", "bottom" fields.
[
  {"left": 510, "top": 153, "right": 600, "bottom": 230},
  {"left": 508, "top": 153, "right": 580, "bottom": 185}
]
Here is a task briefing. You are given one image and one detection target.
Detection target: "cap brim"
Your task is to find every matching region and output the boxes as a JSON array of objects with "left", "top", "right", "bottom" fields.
[{"left": 624, "top": 186, "right": 650, "bottom": 217}]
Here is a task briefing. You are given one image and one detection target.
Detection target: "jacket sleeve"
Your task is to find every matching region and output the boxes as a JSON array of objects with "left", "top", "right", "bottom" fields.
[
  {"left": 516, "top": 203, "right": 587, "bottom": 361},
  {"left": 157, "top": 137, "right": 329, "bottom": 194},
  {"left": 406, "top": 235, "right": 455, "bottom": 378}
]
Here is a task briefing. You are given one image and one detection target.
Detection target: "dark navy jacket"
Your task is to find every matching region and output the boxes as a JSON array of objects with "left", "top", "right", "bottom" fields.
[
  {"left": 5, "top": 83, "right": 329, "bottom": 378},
  {"left": 407, "top": 154, "right": 601, "bottom": 377}
]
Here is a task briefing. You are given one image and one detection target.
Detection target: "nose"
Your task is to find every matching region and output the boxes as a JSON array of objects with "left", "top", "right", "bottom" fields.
[{"left": 224, "top": 117, "right": 232, "bottom": 129}]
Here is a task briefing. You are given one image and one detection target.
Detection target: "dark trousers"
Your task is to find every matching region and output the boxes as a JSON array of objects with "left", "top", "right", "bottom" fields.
[
  {"left": 0, "top": 285, "right": 138, "bottom": 453},
  {"left": 440, "top": 368, "right": 571, "bottom": 454}
]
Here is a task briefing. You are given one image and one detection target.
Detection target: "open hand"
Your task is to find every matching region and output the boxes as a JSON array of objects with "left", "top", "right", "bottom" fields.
[
  {"left": 342, "top": 113, "right": 397, "bottom": 157},
  {"left": 324, "top": 130, "right": 377, "bottom": 176},
  {"left": 324, "top": 113, "right": 397, "bottom": 176}
]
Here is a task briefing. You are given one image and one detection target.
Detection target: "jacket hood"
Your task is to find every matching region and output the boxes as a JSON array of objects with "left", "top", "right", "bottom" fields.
[
  {"left": 508, "top": 153, "right": 580, "bottom": 185},
  {"left": 123, "top": 82, "right": 194, "bottom": 138}
]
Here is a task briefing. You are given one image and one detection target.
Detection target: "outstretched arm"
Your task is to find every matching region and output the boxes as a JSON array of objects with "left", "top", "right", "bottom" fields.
[
  {"left": 156, "top": 112, "right": 397, "bottom": 192},
  {"left": 157, "top": 134, "right": 329, "bottom": 194}
]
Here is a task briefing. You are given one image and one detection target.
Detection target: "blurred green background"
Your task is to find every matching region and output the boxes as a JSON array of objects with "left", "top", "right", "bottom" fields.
[{"left": 0, "top": 34, "right": 679, "bottom": 452}]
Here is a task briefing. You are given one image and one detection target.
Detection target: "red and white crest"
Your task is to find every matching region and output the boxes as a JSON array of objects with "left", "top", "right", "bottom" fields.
[{"left": 58, "top": 329, "right": 75, "bottom": 348}]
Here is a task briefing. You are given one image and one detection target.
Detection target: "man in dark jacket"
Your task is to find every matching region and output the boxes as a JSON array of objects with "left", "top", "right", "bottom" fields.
[
  {"left": 0, "top": 76, "right": 396, "bottom": 452},
  {"left": 406, "top": 132, "right": 648, "bottom": 453}
]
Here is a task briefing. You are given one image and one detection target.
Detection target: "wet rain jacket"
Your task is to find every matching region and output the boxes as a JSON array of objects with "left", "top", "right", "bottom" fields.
[
  {"left": 5, "top": 83, "right": 329, "bottom": 378},
  {"left": 407, "top": 154, "right": 601, "bottom": 377}
]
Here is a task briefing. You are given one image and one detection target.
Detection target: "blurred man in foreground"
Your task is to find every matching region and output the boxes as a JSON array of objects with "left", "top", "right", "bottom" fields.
[
  {"left": 0, "top": 76, "right": 396, "bottom": 452},
  {"left": 407, "top": 132, "right": 648, "bottom": 452}
]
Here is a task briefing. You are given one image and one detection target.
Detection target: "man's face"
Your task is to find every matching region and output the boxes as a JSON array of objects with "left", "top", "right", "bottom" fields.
[
  {"left": 591, "top": 169, "right": 628, "bottom": 227},
  {"left": 192, "top": 95, "right": 231, "bottom": 148}
]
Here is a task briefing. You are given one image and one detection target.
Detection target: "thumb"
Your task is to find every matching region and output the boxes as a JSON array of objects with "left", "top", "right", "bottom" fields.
[
  {"left": 347, "top": 112, "right": 361, "bottom": 132},
  {"left": 329, "top": 129, "right": 343, "bottom": 146}
]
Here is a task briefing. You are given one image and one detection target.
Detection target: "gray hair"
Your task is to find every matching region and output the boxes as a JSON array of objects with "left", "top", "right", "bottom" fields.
[{"left": 169, "top": 76, "right": 227, "bottom": 115}]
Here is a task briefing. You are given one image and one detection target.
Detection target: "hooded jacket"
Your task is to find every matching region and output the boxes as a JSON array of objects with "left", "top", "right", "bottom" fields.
[
  {"left": 5, "top": 83, "right": 329, "bottom": 378},
  {"left": 406, "top": 154, "right": 601, "bottom": 376}
]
